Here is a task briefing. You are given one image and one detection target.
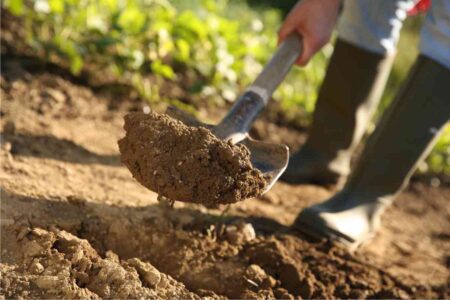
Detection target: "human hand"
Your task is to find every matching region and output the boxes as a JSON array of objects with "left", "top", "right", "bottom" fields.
[{"left": 278, "top": 0, "right": 341, "bottom": 66}]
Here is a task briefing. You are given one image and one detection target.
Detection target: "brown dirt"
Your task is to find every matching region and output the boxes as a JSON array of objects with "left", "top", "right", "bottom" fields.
[
  {"left": 1, "top": 57, "right": 449, "bottom": 299},
  {"left": 118, "top": 111, "right": 266, "bottom": 206}
]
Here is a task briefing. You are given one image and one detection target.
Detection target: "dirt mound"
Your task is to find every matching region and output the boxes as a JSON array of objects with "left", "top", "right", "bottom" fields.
[{"left": 118, "top": 112, "right": 267, "bottom": 206}]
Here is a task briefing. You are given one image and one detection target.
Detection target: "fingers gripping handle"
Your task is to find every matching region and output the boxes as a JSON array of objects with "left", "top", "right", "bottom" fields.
[{"left": 214, "top": 34, "right": 303, "bottom": 143}]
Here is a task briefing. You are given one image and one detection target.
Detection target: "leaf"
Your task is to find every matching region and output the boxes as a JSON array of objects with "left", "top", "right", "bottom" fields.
[
  {"left": 117, "top": 5, "right": 146, "bottom": 34},
  {"left": 174, "top": 11, "right": 207, "bottom": 41},
  {"left": 6, "top": 0, "right": 24, "bottom": 15},
  {"left": 151, "top": 60, "right": 176, "bottom": 80},
  {"left": 201, "top": 0, "right": 217, "bottom": 12},
  {"left": 93, "top": 36, "right": 118, "bottom": 50},
  {"left": 100, "top": 0, "right": 118, "bottom": 11},
  {"left": 70, "top": 55, "right": 84, "bottom": 74},
  {"left": 49, "top": 0, "right": 64, "bottom": 13},
  {"left": 175, "top": 39, "right": 190, "bottom": 63},
  {"left": 52, "top": 36, "right": 84, "bottom": 74}
]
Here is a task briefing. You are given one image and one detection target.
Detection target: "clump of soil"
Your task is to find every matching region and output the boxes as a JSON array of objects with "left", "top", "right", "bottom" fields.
[
  {"left": 1, "top": 225, "right": 199, "bottom": 299},
  {"left": 118, "top": 112, "right": 267, "bottom": 206}
]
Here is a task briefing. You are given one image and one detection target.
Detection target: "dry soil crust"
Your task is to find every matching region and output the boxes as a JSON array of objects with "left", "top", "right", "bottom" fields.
[
  {"left": 1, "top": 51, "right": 449, "bottom": 299},
  {"left": 119, "top": 111, "right": 266, "bottom": 206}
]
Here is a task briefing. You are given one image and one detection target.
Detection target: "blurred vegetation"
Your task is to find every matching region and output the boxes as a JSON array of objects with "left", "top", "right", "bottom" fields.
[{"left": 3, "top": 0, "right": 448, "bottom": 174}]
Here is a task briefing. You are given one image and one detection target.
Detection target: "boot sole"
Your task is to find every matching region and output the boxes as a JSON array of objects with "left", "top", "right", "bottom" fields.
[{"left": 293, "top": 214, "right": 374, "bottom": 252}]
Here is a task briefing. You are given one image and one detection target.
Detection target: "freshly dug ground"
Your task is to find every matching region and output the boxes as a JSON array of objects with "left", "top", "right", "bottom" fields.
[
  {"left": 1, "top": 57, "right": 449, "bottom": 299},
  {"left": 118, "top": 111, "right": 266, "bottom": 206}
]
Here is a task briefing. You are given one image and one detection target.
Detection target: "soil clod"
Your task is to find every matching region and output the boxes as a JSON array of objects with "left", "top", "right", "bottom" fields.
[{"left": 118, "top": 112, "right": 267, "bottom": 206}]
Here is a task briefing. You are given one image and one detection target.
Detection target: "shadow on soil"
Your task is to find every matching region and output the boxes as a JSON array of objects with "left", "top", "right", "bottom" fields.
[
  {"left": 1, "top": 189, "right": 292, "bottom": 252},
  {"left": 1, "top": 132, "right": 120, "bottom": 166}
]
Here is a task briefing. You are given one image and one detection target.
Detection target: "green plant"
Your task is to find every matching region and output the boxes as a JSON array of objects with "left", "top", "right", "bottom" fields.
[{"left": 424, "top": 124, "right": 450, "bottom": 174}]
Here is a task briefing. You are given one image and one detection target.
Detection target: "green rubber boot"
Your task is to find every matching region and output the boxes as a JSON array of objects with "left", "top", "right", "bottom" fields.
[
  {"left": 294, "top": 56, "right": 450, "bottom": 249},
  {"left": 281, "top": 39, "right": 395, "bottom": 185}
]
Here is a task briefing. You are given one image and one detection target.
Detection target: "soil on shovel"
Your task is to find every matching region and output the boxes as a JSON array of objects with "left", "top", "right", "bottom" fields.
[{"left": 118, "top": 112, "right": 267, "bottom": 206}]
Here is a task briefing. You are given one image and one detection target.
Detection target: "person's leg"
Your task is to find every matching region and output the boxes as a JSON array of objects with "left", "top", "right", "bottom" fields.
[
  {"left": 281, "top": 0, "right": 415, "bottom": 185},
  {"left": 295, "top": 56, "right": 450, "bottom": 249},
  {"left": 293, "top": 1, "right": 450, "bottom": 248}
]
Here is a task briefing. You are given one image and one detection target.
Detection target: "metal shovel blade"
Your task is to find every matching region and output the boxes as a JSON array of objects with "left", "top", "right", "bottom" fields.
[{"left": 166, "top": 106, "right": 289, "bottom": 193}]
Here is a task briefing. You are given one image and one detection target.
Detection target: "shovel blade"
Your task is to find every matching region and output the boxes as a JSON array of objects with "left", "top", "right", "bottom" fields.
[
  {"left": 166, "top": 106, "right": 288, "bottom": 194},
  {"left": 241, "top": 137, "right": 289, "bottom": 193}
]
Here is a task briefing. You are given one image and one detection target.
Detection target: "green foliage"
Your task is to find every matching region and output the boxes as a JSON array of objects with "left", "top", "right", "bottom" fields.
[
  {"left": 425, "top": 125, "right": 450, "bottom": 174},
  {"left": 6, "top": 0, "right": 24, "bottom": 15},
  {"left": 4, "top": 0, "right": 448, "bottom": 174},
  {"left": 4, "top": 0, "right": 326, "bottom": 110}
]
